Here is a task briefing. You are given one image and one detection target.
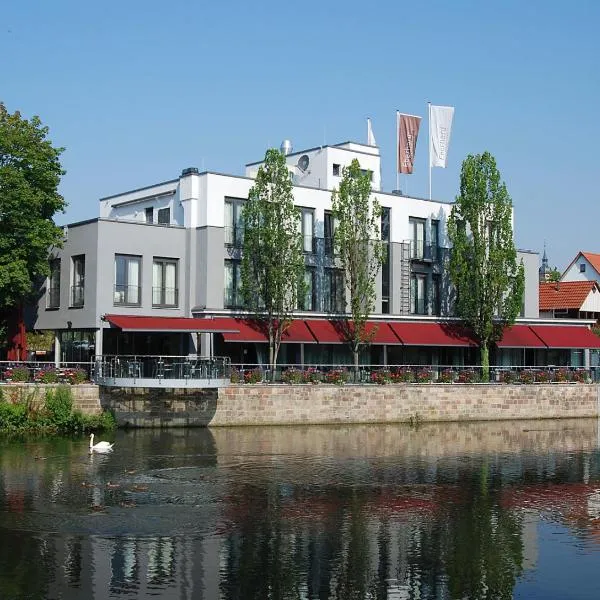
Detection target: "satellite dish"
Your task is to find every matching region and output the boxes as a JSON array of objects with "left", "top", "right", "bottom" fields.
[{"left": 297, "top": 154, "right": 310, "bottom": 173}]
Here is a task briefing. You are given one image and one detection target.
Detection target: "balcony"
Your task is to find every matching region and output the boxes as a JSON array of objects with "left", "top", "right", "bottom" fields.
[
  {"left": 224, "top": 226, "right": 244, "bottom": 248},
  {"left": 152, "top": 287, "right": 179, "bottom": 307},
  {"left": 70, "top": 285, "right": 84, "bottom": 307},
  {"left": 114, "top": 284, "right": 141, "bottom": 306},
  {"left": 410, "top": 242, "right": 442, "bottom": 263}
]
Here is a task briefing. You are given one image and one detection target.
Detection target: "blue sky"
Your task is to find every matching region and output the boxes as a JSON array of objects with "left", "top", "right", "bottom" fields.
[{"left": 2, "top": 0, "right": 598, "bottom": 270}]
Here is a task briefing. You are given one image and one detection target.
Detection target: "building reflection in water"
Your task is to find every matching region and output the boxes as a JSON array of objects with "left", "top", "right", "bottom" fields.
[{"left": 1, "top": 420, "right": 600, "bottom": 598}]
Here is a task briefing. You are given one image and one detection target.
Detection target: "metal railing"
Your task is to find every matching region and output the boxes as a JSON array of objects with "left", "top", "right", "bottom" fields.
[
  {"left": 152, "top": 287, "right": 179, "bottom": 307},
  {"left": 0, "top": 361, "right": 93, "bottom": 383},
  {"left": 93, "top": 355, "right": 231, "bottom": 382},
  {"left": 224, "top": 226, "right": 244, "bottom": 247},
  {"left": 113, "top": 284, "right": 141, "bottom": 305},
  {"left": 229, "top": 363, "right": 600, "bottom": 384},
  {"left": 70, "top": 285, "right": 84, "bottom": 307}
]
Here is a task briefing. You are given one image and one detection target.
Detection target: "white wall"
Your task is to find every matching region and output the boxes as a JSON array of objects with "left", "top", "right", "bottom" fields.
[{"left": 562, "top": 255, "right": 600, "bottom": 283}]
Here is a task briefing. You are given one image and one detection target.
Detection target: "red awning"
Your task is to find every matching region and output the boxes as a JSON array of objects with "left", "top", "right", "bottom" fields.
[
  {"left": 304, "top": 320, "right": 402, "bottom": 344},
  {"left": 221, "top": 319, "right": 316, "bottom": 343},
  {"left": 104, "top": 314, "right": 239, "bottom": 333},
  {"left": 389, "top": 322, "right": 477, "bottom": 346},
  {"left": 496, "top": 325, "right": 546, "bottom": 348},
  {"left": 529, "top": 325, "right": 600, "bottom": 349}
]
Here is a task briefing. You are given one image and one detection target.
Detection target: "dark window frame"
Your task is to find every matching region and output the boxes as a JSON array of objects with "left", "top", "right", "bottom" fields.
[
  {"left": 152, "top": 257, "right": 179, "bottom": 307},
  {"left": 114, "top": 254, "right": 142, "bottom": 306}
]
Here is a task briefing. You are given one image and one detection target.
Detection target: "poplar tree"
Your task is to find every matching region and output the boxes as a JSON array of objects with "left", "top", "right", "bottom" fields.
[
  {"left": 241, "top": 148, "right": 306, "bottom": 374},
  {"left": 332, "top": 159, "right": 385, "bottom": 373},
  {"left": 447, "top": 152, "right": 524, "bottom": 381}
]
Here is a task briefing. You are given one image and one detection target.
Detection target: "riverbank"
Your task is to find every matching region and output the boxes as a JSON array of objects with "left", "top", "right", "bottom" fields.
[{"left": 3, "top": 382, "right": 598, "bottom": 428}]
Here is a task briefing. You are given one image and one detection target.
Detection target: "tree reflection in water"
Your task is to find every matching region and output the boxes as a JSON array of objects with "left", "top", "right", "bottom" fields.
[{"left": 0, "top": 422, "right": 600, "bottom": 599}]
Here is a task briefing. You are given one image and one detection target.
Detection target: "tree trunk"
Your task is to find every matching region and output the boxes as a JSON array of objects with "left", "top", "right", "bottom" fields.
[
  {"left": 353, "top": 346, "right": 360, "bottom": 383},
  {"left": 268, "top": 335, "right": 275, "bottom": 382},
  {"left": 480, "top": 342, "right": 490, "bottom": 383}
]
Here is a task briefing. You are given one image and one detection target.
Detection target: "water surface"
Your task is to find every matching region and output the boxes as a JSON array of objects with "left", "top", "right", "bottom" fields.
[{"left": 1, "top": 420, "right": 600, "bottom": 599}]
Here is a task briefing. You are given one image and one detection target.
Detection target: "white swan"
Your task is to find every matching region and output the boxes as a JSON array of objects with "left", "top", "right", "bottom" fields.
[{"left": 89, "top": 433, "right": 114, "bottom": 454}]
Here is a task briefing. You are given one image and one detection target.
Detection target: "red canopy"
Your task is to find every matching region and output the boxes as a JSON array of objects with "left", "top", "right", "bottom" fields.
[
  {"left": 496, "top": 325, "right": 546, "bottom": 348},
  {"left": 104, "top": 315, "right": 239, "bottom": 333},
  {"left": 221, "top": 319, "right": 316, "bottom": 343},
  {"left": 389, "top": 322, "right": 477, "bottom": 347},
  {"left": 529, "top": 325, "right": 600, "bottom": 349}
]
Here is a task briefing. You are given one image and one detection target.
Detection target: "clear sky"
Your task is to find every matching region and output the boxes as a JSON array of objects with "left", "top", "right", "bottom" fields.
[{"left": 2, "top": 0, "right": 598, "bottom": 270}]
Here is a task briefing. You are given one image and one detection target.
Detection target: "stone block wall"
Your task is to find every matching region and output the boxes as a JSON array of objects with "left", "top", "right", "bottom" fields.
[{"left": 99, "top": 383, "right": 600, "bottom": 427}]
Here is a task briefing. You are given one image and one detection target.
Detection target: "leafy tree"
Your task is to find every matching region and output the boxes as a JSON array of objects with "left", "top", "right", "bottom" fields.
[
  {"left": 447, "top": 152, "right": 524, "bottom": 381},
  {"left": 0, "top": 103, "right": 66, "bottom": 344},
  {"left": 331, "top": 159, "right": 385, "bottom": 373},
  {"left": 547, "top": 267, "right": 561, "bottom": 282},
  {"left": 241, "top": 148, "right": 306, "bottom": 374}
]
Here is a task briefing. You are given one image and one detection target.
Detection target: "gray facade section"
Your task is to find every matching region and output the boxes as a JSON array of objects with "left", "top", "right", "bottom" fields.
[{"left": 518, "top": 250, "right": 539, "bottom": 318}]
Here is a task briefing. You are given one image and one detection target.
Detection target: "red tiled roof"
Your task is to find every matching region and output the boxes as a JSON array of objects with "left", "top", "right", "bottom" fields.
[
  {"left": 539, "top": 281, "right": 597, "bottom": 311},
  {"left": 581, "top": 252, "right": 600, "bottom": 274}
]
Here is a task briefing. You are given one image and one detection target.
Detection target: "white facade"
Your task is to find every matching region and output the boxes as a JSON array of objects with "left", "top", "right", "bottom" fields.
[{"left": 561, "top": 252, "right": 600, "bottom": 284}]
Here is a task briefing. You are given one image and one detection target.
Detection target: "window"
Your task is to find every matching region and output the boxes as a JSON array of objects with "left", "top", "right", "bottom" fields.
[
  {"left": 381, "top": 207, "right": 390, "bottom": 314},
  {"left": 332, "top": 163, "right": 341, "bottom": 176},
  {"left": 47, "top": 258, "right": 61, "bottom": 309},
  {"left": 145, "top": 207, "right": 154, "bottom": 223},
  {"left": 225, "top": 198, "right": 244, "bottom": 247},
  {"left": 431, "top": 275, "right": 440, "bottom": 316},
  {"left": 300, "top": 208, "right": 315, "bottom": 253},
  {"left": 224, "top": 260, "right": 243, "bottom": 308},
  {"left": 409, "top": 218, "right": 425, "bottom": 260},
  {"left": 411, "top": 274, "right": 427, "bottom": 315},
  {"left": 431, "top": 219, "right": 440, "bottom": 261},
  {"left": 71, "top": 255, "right": 85, "bottom": 307},
  {"left": 360, "top": 169, "right": 373, "bottom": 181},
  {"left": 324, "top": 211, "right": 337, "bottom": 256},
  {"left": 152, "top": 258, "right": 178, "bottom": 307},
  {"left": 114, "top": 255, "right": 141, "bottom": 305},
  {"left": 324, "top": 268, "right": 345, "bottom": 313},
  {"left": 157, "top": 207, "right": 170, "bottom": 225},
  {"left": 298, "top": 268, "right": 316, "bottom": 311},
  {"left": 580, "top": 263, "right": 586, "bottom": 273}
]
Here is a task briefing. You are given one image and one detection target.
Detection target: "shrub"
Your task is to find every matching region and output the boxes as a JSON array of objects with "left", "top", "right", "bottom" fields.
[
  {"left": 554, "top": 368, "right": 569, "bottom": 383},
  {"left": 6, "top": 366, "right": 30, "bottom": 383},
  {"left": 36, "top": 367, "right": 59, "bottom": 384},
  {"left": 62, "top": 368, "right": 88, "bottom": 384},
  {"left": 371, "top": 370, "right": 392, "bottom": 385},
  {"left": 282, "top": 368, "right": 304, "bottom": 384},
  {"left": 415, "top": 368, "right": 433, "bottom": 383},
  {"left": 534, "top": 370, "right": 551, "bottom": 383},
  {"left": 0, "top": 400, "right": 29, "bottom": 430},
  {"left": 519, "top": 370, "right": 534, "bottom": 384},
  {"left": 391, "top": 368, "right": 414, "bottom": 383},
  {"left": 230, "top": 368, "right": 242, "bottom": 383},
  {"left": 500, "top": 370, "right": 518, "bottom": 384},
  {"left": 44, "top": 386, "right": 74, "bottom": 429},
  {"left": 438, "top": 369, "right": 455, "bottom": 383},
  {"left": 457, "top": 369, "right": 478, "bottom": 383},
  {"left": 325, "top": 369, "right": 350, "bottom": 385},
  {"left": 571, "top": 369, "right": 590, "bottom": 383},
  {"left": 244, "top": 368, "right": 263, "bottom": 384},
  {"left": 302, "top": 368, "right": 322, "bottom": 384}
]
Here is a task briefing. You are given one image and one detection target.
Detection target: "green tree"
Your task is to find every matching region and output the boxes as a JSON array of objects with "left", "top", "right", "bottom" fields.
[
  {"left": 0, "top": 104, "right": 66, "bottom": 338},
  {"left": 547, "top": 267, "right": 561, "bottom": 282},
  {"left": 331, "top": 159, "right": 385, "bottom": 373},
  {"left": 241, "top": 148, "right": 306, "bottom": 374},
  {"left": 447, "top": 152, "right": 524, "bottom": 381}
]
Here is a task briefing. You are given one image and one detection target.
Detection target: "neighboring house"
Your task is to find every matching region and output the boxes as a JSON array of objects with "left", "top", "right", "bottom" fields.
[
  {"left": 32, "top": 137, "right": 599, "bottom": 368},
  {"left": 540, "top": 281, "right": 600, "bottom": 320},
  {"left": 561, "top": 252, "right": 600, "bottom": 283}
]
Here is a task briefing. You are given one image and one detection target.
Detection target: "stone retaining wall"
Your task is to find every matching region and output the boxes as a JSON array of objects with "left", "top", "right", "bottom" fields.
[
  {"left": 100, "top": 383, "right": 600, "bottom": 428},
  {"left": 0, "top": 384, "right": 101, "bottom": 415}
]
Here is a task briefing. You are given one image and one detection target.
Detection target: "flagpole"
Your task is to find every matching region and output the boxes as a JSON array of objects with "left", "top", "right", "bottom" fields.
[
  {"left": 428, "top": 102, "right": 432, "bottom": 200},
  {"left": 396, "top": 111, "right": 400, "bottom": 192}
]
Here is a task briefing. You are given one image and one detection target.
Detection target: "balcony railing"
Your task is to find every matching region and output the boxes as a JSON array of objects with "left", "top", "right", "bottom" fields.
[
  {"left": 410, "top": 242, "right": 441, "bottom": 262},
  {"left": 70, "top": 285, "right": 84, "bottom": 307},
  {"left": 152, "top": 287, "right": 179, "bottom": 307},
  {"left": 114, "top": 284, "right": 141, "bottom": 306},
  {"left": 224, "top": 226, "right": 244, "bottom": 247},
  {"left": 302, "top": 235, "right": 316, "bottom": 254},
  {"left": 224, "top": 287, "right": 244, "bottom": 309},
  {"left": 324, "top": 235, "right": 336, "bottom": 256}
]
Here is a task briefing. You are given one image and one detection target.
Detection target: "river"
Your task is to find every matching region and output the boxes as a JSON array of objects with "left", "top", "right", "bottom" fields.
[{"left": 1, "top": 419, "right": 600, "bottom": 599}]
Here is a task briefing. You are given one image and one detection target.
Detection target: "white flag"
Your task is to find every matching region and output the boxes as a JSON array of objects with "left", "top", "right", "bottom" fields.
[
  {"left": 367, "top": 118, "right": 377, "bottom": 146},
  {"left": 430, "top": 105, "right": 454, "bottom": 168}
]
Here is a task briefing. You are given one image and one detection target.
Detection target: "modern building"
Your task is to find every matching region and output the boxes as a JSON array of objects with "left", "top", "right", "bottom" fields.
[{"left": 32, "top": 138, "right": 599, "bottom": 368}]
